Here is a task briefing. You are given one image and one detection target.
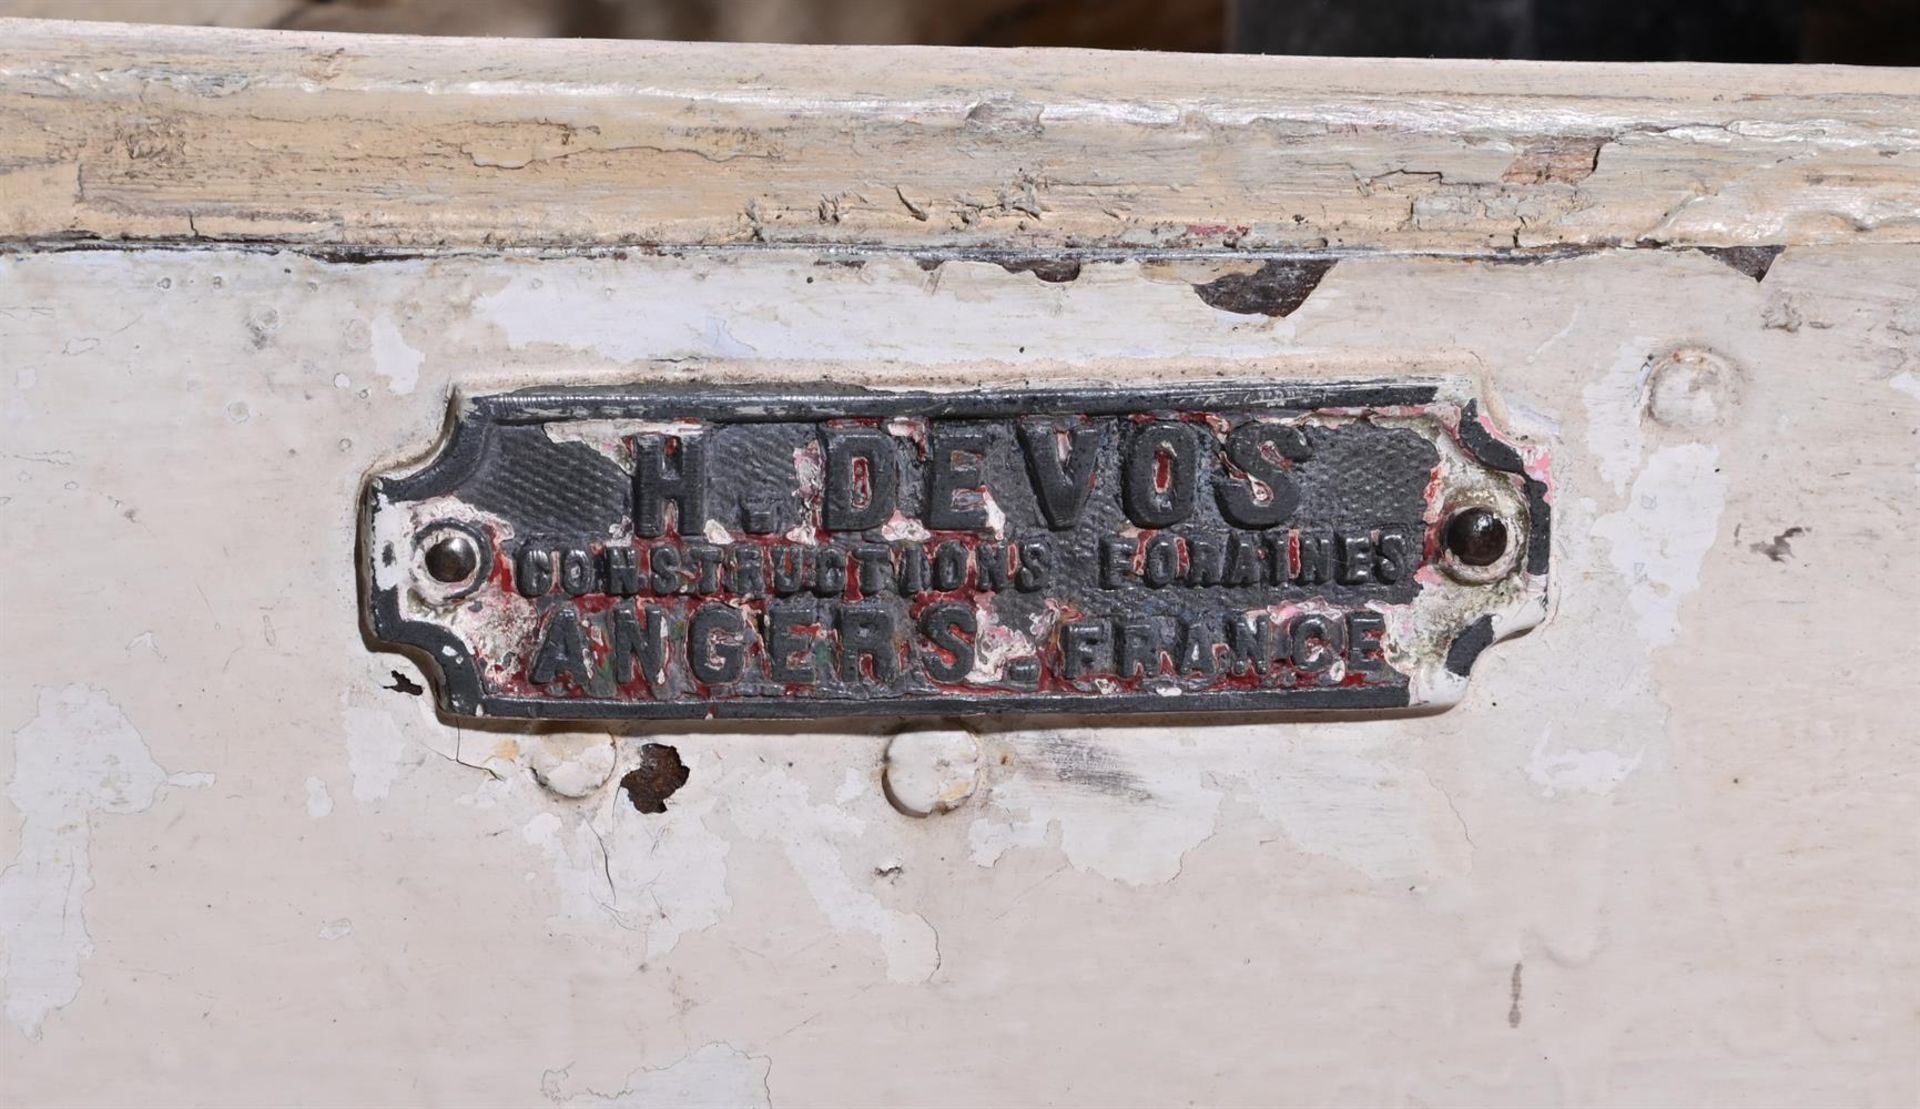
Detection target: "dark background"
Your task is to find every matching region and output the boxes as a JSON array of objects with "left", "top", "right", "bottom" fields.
[{"left": 14, "top": 0, "right": 1918, "bottom": 63}]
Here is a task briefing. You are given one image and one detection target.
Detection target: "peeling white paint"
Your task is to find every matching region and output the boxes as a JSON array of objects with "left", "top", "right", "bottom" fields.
[
  {"left": 317, "top": 918, "right": 353, "bottom": 941},
  {"left": 1591, "top": 444, "right": 1728, "bottom": 648},
  {"left": 522, "top": 812, "right": 613, "bottom": 922},
  {"left": 727, "top": 769, "right": 938, "bottom": 982},
  {"left": 542, "top": 418, "right": 701, "bottom": 472},
  {"left": 369, "top": 315, "right": 422, "bottom": 395},
  {"left": 473, "top": 257, "right": 1344, "bottom": 366},
  {"left": 884, "top": 728, "right": 980, "bottom": 816},
  {"left": 1504, "top": 395, "right": 1565, "bottom": 441},
  {"left": 5, "top": 222, "right": 1917, "bottom": 1104},
  {"left": 1527, "top": 733, "right": 1646, "bottom": 798},
  {"left": 964, "top": 604, "right": 1037, "bottom": 685},
  {"left": 833, "top": 767, "right": 867, "bottom": 806},
  {"left": 343, "top": 702, "right": 418, "bottom": 803},
  {"left": 968, "top": 733, "right": 1219, "bottom": 887},
  {"left": 457, "top": 776, "right": 516, "bottom": 811},
  {"left": 879, "top": 510, "right": 931, "bottom": 542},
  {"left": 527, "top": 734, "right": 616, "bottom": 799},
  {"left": 0, "top": 685, "right": 209, "bottom": 1039},
  {"left": 522, "top": 770, "right": 731, "bottom": 960},
  {"left": 541, "top": 1043, "right": 771, "bottom": 1109},
  {"left": 968, "top": 729, "right": 1470, "bottom": 887},
  {"left": 304, "top": 775, "right": 334, "bottom": 818},
  {"left": 365, "top": 489, "right": 411, "bottom": 594},
  {"left": 1225, "top": 740, "right": 1475, "bottom": 882},
  {"left": 1891, "top": 371, "right": 1920, "bottom": 402},
  {"left": 700, "top": 316, "right": 759, "bottom": 358},
  {"left": 1582, "top": 341, "right": 1655, "bottom": 494}
]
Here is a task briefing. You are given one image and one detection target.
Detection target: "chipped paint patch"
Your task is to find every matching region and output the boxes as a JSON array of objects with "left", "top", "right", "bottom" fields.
[
  {"left": 343, "top": 702, "right": 419, "bottom": 803},
  {"left": 369, "top": 315, "right": 422, "bottom": 395},
  {"left": 968, "top": 731, "right": 1220, "bottom": 886},
  {"left": 969, "top": 728, "right": 1472, "bottom": 886},
  {"left": 1891, "top": 371, "right": 1920, "bottom": 402},
  {"left": 1192, "top": 259, "right": 1335, "bottom": 318},
  {"left": 883, "top": 727, "right": 980, "bottom": 816},
  {"left": 1582, "top": 342, "right": 1655, "bottom": 494},
  {"left": 1591, "top": 444, "right": 1728, "bottom": 648},
  {"left": 304, "top": 775, "right": 334, "bottom": 818},
  {"left": 0, "top": 685, "right": 210, "bottom": 1039},
  {"left": 469, "top": 256, "right": 1374, "bottom": 366},
  {"left": 1225, "top": 739, "right": 1475, "bottom": 882},
  {"left": 541, "top": 418, "right": 699, "bottom": 473},
  {"left": 541, "top": 1043, "right": 771, "bottom": 1108},
  {"left": 727, "top": 769, "right": 938, "bottom": 982},
  {"left": 527, "top": 733, "right": 617, "bottom": 799},
  {"left": 522, "top": 762, "right": 730, "bottom": 960},
  {"left": 1527, "top": 731, "right": 1646, "bottom": 797}
]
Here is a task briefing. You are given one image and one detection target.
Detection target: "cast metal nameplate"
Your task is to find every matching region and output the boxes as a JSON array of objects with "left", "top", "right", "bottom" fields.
[{"left": 362, "top": 381, "right": 1549, "bottom": 720}]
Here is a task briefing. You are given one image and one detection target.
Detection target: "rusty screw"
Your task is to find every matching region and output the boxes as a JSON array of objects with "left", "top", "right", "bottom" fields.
[
  {"left": 1445, "top": 508, "right": 1508, "bottom": 568},
  {"left": 423, "top": 533, "right": 479, "bottom": 585}
]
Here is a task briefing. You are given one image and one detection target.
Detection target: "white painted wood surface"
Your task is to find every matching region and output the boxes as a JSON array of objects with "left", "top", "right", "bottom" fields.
[
  {"left": 1, "top": 19, "right": 1915, "bottom": 1108},
  {"left": 5, "top": 19, "right": 1920, "bottom": 253}
]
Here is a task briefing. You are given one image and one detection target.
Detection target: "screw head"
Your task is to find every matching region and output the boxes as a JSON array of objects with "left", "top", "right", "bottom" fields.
[
  {"left": 1445, "top": 508, "right": 1509, "bottom": 568},
  {"left": 423, "top": 533, "right": 480, "bottom": 585}
]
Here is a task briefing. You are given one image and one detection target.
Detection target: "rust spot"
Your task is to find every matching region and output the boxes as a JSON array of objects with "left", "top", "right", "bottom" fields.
[
  {"left": 1192, "top": 259, "right": 1335, "bottom": 318},
  {"left": 1502, "top": 137, "right": 1605, "bottom": 185},
  {"left": 619, "top": 743, "right": 690, "bottom": 814},
  {"left": 1698, "top": 245, "right": 1784, "bottom": 282},
  {"left": 1750, "top": 525, "right": 1806, "bottom": 563},
  {"left": 997, "top": 257, "right": 1082, "bottom": 283}
]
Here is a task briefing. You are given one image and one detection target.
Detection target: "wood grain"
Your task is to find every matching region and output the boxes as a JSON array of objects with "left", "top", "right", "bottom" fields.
[{"left": 2, "top": 18, "right": 1917, "bottom": 253}]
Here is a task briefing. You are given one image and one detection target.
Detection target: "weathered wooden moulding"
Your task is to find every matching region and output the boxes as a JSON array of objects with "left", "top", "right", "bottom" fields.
[{"left": 2, "top": 18, "right": 1915, "bottom": 1108}]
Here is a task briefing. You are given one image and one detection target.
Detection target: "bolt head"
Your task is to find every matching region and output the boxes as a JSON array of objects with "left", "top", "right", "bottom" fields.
[
  {"left": 423, "top": 533, "right": 479, "bottom": 585},
  {"left": 1445, "top": 508, "right": 1509, "bottom": 568}
]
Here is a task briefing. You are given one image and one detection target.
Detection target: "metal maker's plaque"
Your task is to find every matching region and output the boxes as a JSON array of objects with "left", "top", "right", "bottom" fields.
[{"left": 363, "top": 381, "right": 1549, "bottom": 720}]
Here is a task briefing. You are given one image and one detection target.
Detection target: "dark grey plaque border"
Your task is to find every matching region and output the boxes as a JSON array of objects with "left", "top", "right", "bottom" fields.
[{"left": 364, "top": 380, "right": 1546, "bottom": 721}]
